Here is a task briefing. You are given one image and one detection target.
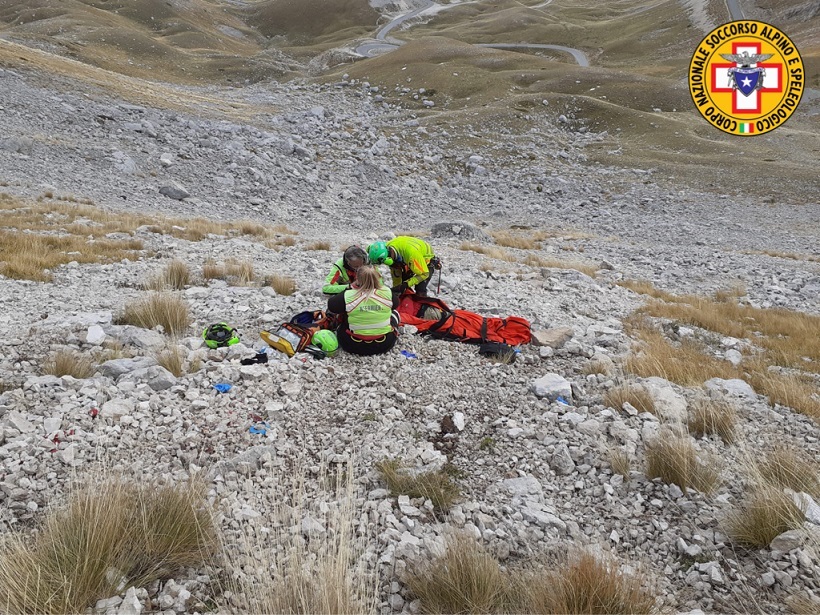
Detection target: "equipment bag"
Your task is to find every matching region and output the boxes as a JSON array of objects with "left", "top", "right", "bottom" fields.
[
  {"left": 396, "top": 293, "right": 531, "bottom": 346},
  {"left": 260, "top": 323, "right": 313, "bottom": 357},
  {"left": 260, "top": 310, "right": 341, "bottom": 358},
  {"left": 478, "top": 342, "right": 518, "bottom": 363}
]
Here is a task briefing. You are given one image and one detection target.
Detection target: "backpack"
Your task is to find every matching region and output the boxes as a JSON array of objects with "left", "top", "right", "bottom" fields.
[
  {"left": 290, "top": 310, "right": 339, "bottom": 331},
  {"left": 478, "top": 342, "right": 518, "bottom": 363},
  {"left": 260, "top": 310, "right": 340, "bottom": 357}
]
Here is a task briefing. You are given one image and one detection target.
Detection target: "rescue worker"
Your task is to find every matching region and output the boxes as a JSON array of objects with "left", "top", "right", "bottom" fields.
[
  {"left": 327, "top": 265, "right": 399, "bottom": 356},
  {"left": 322, "top": 245, "right": 368, "bottom": 295},
  {"left": 367, "top": 237, "right": 441, "bottom": 298}
]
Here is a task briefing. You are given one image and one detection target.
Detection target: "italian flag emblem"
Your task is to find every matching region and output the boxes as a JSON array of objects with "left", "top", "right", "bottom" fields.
[{"left": 739, "top": 122, "right": 755, "bottom": 134}]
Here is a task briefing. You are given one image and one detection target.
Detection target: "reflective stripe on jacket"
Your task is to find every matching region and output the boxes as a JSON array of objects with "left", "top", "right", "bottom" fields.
[
  {"left": 344, "top": 288, "right": 394, "bottom": 335},
  {"left": 323, "top": 258, "right": 355, "bottom": 294}
]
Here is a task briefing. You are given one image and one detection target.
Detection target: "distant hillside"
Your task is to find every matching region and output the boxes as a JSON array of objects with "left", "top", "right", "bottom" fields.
[
  {"left": 248, "top": 0, "right": 379, "bottom": 46},
  {"left": 0, "top": 0, "right": 290, "bottom": 83}
]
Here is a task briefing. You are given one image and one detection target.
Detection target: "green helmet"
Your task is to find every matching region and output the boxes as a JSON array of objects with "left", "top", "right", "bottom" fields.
[
  {"left": 312, "top": 330, "right": 338, "bottom": 356},
  {"left": 368, "top": 241, "right": 389, "bottom": 265}
]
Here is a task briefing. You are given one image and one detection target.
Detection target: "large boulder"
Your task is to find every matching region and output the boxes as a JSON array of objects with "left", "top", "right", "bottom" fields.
[
  {"left": 642, "top": 377, "right": 687, "bottom": 423},
  {"left": 531, "top": 373, "right": 572, "bottom": 401},
  {"left": 159, "top": 182, "right": 190, "bottom": 200},
  {"left": 101, "top": 398, "right": 135, "bottom": 419},
  {"left": 112, "top": 326, "right": 166, "bottom": 351},
  {"left": 98, "top": 357, "right": 158, "bottom": 379},
  {"left": 704, "top": 378, "right": 756, "bottom": 400},
  {"left": 532, "top": 326, "right": 574, "bottom": 349},
  {"left": 550, "top": 444, "right": 576, "bottom": 475},
  {"left": 126, "top": 366, "right": 177, "bottom": 391},
  {"left": 430, "top": 222, "right": 491, "bottom": 242}
]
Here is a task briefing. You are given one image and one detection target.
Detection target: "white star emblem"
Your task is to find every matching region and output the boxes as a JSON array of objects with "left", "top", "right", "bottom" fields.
[{"left": 741, "top": 77, "right": 753, "bottom": 87}]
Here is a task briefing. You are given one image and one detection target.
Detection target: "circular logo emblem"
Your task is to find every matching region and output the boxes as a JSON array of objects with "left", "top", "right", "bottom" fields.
[{"left": 689, "top": 21, "right": 804, "bottom": 136}]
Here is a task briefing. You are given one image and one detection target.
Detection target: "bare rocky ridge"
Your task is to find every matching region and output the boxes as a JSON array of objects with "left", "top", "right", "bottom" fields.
[{"left": 1, "top": 39, "right": 819, "bottom": 615}]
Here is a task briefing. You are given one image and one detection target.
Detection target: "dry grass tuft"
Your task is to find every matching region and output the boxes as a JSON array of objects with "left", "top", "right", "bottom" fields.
[
  {"left": 270, "top": 224, "right": 299, "bottom": 236},
  {"left": 522, "top": 551, "right": 656, "bottom": 615},
  {"left": 306, "top": 241, "right": 332, "bottom": 251},
  {"left": 636, "top": 290, "right": 820, "bottom": 374},
  {"left": 225, "top": 259, "right": 255, "bottom": 286},
  {"left": 0, "top": 479, "right": 215, "bottom": 614},
  {"left": 42, "top": 349, "right": 96, "bottom": 379},
  {"left": 376, "top": 459, "right": 461, "bottom": 512},
  {"left": 278, "top": 236, "right": 298, "bottom": 247},
  {"left": 238, "top": 220, "right": 266, "bottom": 236},
  {"left": 201, "top": 259, "right": 255, "bottom": 286},
  {"left": 225, "top": 463, "right": 376, "bottom": 615},
  {"left": 754, "top": 445, "right": 820, "bottom": 499},
  {"left": 161, "top": 259, "right": 190, "bottom": 290},
  {"left": 645, "top": 433, "right": 720, "bottom": 494},
  {"left": 748, "top": 249, "right": 820, "bottom": 264},
  {"left": 492, "top": 231, "right": 539, "bottom": 250},
  {"left": 266, "top": 273, "right": 297, "bottom": 296},
  {"left": 603, "top": 384, "right": 656, "bottom": 415},
  {"left": 581, "top": 359, "right": 614, "bottom": 376},
  {"left": 617, "top": 279, "right": 678, "bottom": 301},
  {"left": 624, "top": 323, "right": 739, "bottom": 387},
  {"left": 786, "top": 593, "right": 820, "bottom": 614},
  {"left": 406, "top": 534, "right": 510, "bottom": 614},
  {"left": 688, "top": 398, "right": 737, "bottom": 443},
  {"left": 520, "top": 254, "right": 599, "bottom": 277},
  {"left": 745, "top": 367, "right": 820, "bottom": 420},
  {"left": 608, "top": 448, "right": 632, "bottom": 478},
  {"left": 0, "top": 195, "right": 310, "bottom": 282},
  {"left": 0, "top": 230, "right": 143, "bottom": 282},
  {"left": 202, "top": 258, "right": 225, "bottom": 280},
  {"left": 460, "top": 241, "right": 516, "bottom": 262},
  {"left": 713, "top": 283, "right": 747, "bottom": 302},
  {"left": 155, "top": 346, "right": 186, "bottom": 378},
  {"left": 623, "top": 318, "right": 820, "bottom": 420},
  {"left": 726, "top": 485, "right": 806, "bottom": 547},
  {"left": 115, "top": 293, "right": 191, "bottom": 336},
  {"left": 97, "top": 339, "right": 131, "bottom": 362},
  {"left": 145, "top": 259, "right": 190, "bottom": 291}
]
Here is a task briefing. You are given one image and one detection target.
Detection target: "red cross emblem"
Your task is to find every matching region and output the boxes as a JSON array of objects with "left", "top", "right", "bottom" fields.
[{"left": 710, "top": 42, "right": 783, "bottom": 114}]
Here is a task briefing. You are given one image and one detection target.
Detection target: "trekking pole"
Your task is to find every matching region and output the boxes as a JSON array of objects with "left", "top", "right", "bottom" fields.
[{"left": 436, "top": 263, "right": 442, "bottom": 295}]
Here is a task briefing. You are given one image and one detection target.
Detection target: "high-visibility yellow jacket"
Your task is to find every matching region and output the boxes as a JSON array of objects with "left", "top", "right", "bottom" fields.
[
  {"left": 323, "top": 258, "right": 356, "bottom": 295},
  {"left": 344, "top": 288, "right": 394, "bottom": 336},
  {"left": 387, "top": 236, "right": 434, "bottom": 288}
]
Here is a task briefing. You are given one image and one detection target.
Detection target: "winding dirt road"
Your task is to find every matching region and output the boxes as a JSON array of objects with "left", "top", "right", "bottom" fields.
[{"left": 354, "top": 0, "right": 589, "bottom": 67}]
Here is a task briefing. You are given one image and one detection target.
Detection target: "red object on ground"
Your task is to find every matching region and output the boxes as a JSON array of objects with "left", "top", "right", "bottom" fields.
[{"left": 396, "top": 292, "right": 532, "bottom": 345}]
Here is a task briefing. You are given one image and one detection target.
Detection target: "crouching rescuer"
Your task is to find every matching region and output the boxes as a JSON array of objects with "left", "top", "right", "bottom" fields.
[
  {"left": 327, "top": 265, "right": 400, "bottom": 356},
  {"left": 323, "top": 245, "right": 368, "bottom": 295},
  {"left": 368, "top": 236, "right": 441, "bottom": 298}
]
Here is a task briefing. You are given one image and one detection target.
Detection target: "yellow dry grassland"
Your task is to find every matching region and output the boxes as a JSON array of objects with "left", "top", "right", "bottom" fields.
[
  {"left": 621, "top": 283, "right": 820, "bottom": 420},
  {"left": 0, "top": 193, "right": 291, "bottom": 282}
]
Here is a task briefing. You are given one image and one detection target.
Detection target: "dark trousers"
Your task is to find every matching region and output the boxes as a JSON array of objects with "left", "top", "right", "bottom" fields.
[
  {"left": 338, "top": 328, "right": 397, "bottom": 356},
  {"left": 393, "top": 269, "right": 432, "bottom": 297}
]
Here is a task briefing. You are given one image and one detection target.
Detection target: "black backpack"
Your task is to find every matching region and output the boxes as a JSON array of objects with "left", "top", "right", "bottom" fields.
[{"left": 478, "top": 342, "right": 518, "bottom": 363}]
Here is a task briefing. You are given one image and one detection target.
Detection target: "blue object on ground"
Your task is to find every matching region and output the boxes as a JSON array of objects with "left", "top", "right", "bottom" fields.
[
  {"left": 213, "top": 383, "right": 232, "bottom": 393},
  {"left": 400, "top": 350, "right": 418, "bottom": 359},
  {"left": 249, "top": 422, "right": 269, "bottom": 435},
  {"left": 555, "top": 395, "right": 570, "bottom": 405}
]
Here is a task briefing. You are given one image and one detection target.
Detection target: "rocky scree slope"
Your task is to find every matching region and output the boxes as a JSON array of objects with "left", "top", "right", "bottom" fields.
[{"left": 0, "top": 63, "right": 819, "bottom": 614}]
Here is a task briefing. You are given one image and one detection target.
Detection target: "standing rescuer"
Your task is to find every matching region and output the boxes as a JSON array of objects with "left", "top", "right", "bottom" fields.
[
  {"left": 327, "top": 265, "right": 400, "bottom": 356},
  {"left": 323, "top": 245, "right": 368, "bottom": 295},
  {"left": 368, "top": 236, "right": 440, "bottom": 298}
]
